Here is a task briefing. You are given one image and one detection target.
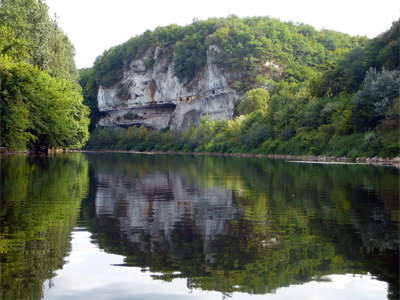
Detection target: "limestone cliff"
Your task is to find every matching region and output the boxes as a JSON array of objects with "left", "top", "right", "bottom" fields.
[{"left": 97, "top": 45, "right": 240, "bottom": 130}]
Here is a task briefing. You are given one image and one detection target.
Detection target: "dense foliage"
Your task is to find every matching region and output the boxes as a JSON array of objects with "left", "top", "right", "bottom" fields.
[
  {"left": 79, "top": 68, "right": 101, "bottom": 131},
  {"left": 0, "top": 56, "right": 89, "bottom": 151},
  {"left": 312, "top": 20, "right": 400, "bottom": 97},
  {"left": 86, "top": 19, "right": 399, "bottom": 158},
  {"left": 0, "top": 0, "right": 89, "bottom": 151},
  {"left": 89, "top": 15, "right": 366, "bottom": 89}
]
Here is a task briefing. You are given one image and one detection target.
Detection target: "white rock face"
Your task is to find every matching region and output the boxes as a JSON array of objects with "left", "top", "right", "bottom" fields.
[{"left": 97, "top": 46, "right": 240, "bottom": 130}]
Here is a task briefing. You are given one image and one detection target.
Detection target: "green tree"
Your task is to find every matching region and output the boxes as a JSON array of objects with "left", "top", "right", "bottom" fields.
[
  {"left": 238, "top": 88, "right": 269, "bottom": 115},
  {"left": 0, "top": 57, "right": 89, "bottom": 151},
  {"left": 0, "top": 0, "right": 77, "bottom": 80},
  {"left": 352, "top": 68, "right": 400, "bottom": 131},
  {"left": 0, "top": 0, "right": 87, "bottom": 151},
  {"left": 79, "top": 68, "right": 101, "bottom": 131}
]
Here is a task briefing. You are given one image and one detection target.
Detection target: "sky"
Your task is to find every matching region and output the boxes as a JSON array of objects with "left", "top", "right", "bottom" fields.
[{"left": 45, "top": 0, "right": 400, "bottom": 69}]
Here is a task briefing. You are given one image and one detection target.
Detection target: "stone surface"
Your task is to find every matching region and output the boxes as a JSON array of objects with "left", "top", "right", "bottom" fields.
[{"left": 97, "top": 45, "right": 240, "bottom": 130}]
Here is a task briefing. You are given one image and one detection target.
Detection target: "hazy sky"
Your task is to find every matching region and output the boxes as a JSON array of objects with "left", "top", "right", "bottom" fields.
[{"left": 45, "top": 0, "right": 400, "bottom": 69}]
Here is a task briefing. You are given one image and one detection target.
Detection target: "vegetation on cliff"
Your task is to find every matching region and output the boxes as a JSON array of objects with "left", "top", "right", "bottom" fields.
[
  {"left": 84, "top": 17, "right": 399, "bottom": 158},
  {"left": 0, "top": 0, "right": 89, "bottom": 151},
  {"left": 91, "top": 16, "right": 367, "bottom": 87}
]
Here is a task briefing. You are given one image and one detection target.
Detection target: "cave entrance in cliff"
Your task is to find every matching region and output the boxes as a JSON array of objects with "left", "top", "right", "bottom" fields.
[{"left": 156, "top": 103, "right": 177, "bottom": 109}]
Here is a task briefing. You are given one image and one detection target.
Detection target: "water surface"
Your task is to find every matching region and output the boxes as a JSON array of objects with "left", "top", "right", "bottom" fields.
[{"left": 1, "top": 153, "right": 398, "bottom": 299}]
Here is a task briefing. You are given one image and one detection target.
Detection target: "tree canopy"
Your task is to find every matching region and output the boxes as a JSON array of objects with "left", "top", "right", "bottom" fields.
[
  {"left": 0, "top": 0, "right": 89, "bottom": 151},
  {"left": 89, "top": 15, "right": 366, "bottom": 90},
  {"left": 237, "top": 88, "right": 269, "bottom": 115}
]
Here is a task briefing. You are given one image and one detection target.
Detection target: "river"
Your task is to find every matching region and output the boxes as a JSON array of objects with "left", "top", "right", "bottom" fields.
[{"left": 0, "top": 153, "right": 398, "bottom": 299}]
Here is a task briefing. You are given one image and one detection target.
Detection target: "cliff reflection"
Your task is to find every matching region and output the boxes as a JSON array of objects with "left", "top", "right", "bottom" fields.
[
  {"left": 84, "top": 154, "right": 399, "bottom": 299},
  {"left": 0, "top": 154, "right": 88, "bottom": 300}
]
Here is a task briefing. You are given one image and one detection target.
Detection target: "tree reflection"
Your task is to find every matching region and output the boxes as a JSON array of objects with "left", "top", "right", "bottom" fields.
[{"left": 0, "top": 154, "right": 88, "bottom": 300}]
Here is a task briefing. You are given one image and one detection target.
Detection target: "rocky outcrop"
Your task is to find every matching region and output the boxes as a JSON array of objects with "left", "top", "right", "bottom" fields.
[{"left": 97, "top": 45, "right": 240, "bottom": 130}]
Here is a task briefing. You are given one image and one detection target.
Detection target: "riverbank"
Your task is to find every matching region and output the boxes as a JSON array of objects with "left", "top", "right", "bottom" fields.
[
  {"left": 79, "top": 150, "right": 400, "bottom": 167},
  {"left": 2, "top": 148, "right": 399, "bottom": 167},
  {"left": 0, "top": 147, "right": 70, "bottom": 154},
  {"left": 0, "top": 148, "right": 26, "bottom": 154}
]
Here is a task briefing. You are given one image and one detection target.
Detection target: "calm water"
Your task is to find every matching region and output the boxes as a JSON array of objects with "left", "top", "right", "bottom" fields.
[{"left": 0, "top": 153, "right": 399, "bottom": 300}]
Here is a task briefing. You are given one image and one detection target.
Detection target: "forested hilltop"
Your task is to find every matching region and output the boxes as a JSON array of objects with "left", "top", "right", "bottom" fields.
[
  {"left": 0, "top": 0, "right": 89, "bottom": 152},
  {"left": 84, "top": 16, "right": 399, "bottom": 158}
]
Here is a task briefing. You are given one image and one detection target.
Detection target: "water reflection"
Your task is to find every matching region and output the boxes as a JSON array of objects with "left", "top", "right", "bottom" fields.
[
  {"left": 44, "top": 229, "right": 388, "bottom": 300},
  {"left": 0, "top": 154, "right": 88, "bottom": 300},
  {"left": 83, "top": 154, "right": 399, "bottom": 299}
]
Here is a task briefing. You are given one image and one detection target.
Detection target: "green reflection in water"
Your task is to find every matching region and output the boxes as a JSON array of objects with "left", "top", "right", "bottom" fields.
[
  {"left": 0, "top": 154, "right": 88, "bottom": 300},
  {"left": 83, "top": 154, "right": 399, "bottom": 299}
]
